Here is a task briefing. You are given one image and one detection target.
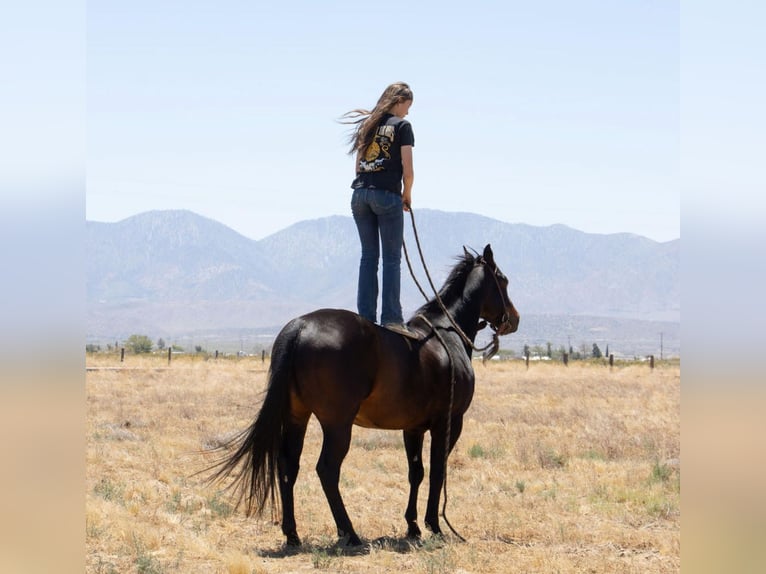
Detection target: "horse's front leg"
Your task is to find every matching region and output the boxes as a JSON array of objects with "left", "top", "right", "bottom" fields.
[
  {"left": 424, "top": 415, "right": 464, "bottom": 535},
  {"left": 316, "top": 422, "right": 362, "bottom": 546},
  {"left": 403, "top": 429, "right": 425, "bottom": 538}
]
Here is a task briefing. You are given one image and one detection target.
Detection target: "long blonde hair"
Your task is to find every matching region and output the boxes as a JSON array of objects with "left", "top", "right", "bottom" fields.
[{"left": 340, "top": 82, "right": 414, "bottom": 156}]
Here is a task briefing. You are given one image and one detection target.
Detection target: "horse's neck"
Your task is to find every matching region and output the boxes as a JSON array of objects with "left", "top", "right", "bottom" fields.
[
  {"left": 441, "top": 286, "right": 483, "bottom": 342},
  {"left": 458, "top": 312, "right": 482, "bottom": 350},
  {"left": 418, "top": 265, "right": 484, "bottom": 340}
]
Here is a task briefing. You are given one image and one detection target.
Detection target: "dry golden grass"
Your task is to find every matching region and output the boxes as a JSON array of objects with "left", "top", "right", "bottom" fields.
[{"left": 86, "top": 354, "right": 679, "bottom": 573}]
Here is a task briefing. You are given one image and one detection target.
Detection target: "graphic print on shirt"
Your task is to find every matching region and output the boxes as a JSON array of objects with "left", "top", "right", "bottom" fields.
[{"left": 359, "top": 125, "right": 396, "bottom": 172}]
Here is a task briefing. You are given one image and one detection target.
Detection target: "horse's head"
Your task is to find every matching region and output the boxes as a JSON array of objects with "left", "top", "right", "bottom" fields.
[{"left": 472, "top": 244, "right": 520, "bottom": 336}]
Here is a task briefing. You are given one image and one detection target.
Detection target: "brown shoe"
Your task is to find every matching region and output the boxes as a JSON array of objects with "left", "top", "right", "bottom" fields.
[{"left": 384, "top": 323, "right": 420, "bottom": 340}]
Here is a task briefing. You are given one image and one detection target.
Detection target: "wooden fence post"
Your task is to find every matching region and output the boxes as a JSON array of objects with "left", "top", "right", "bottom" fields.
[
  {"left": 609, "top": 354, "right": 614, "bottom": 369},
  {"left": 262, "top": 349, "right": 266, "bottom": 363},
  {"left": 120, "top": 347, "right": 125, "bottom": 362},
  {"left": 525, "top": 350, "right": 530, "bottom": 369},
  {"left": 563, "top": 352, "right": 568, "bottom": 366},
  {"left": 649, "top": 355, "right": 655, "bottom": 369},
  {"left": 168, "top": 347, "right": 172, "bottom": 365},
  {"left": 215, "top": 350, "right": 219, "bottom": 359}
]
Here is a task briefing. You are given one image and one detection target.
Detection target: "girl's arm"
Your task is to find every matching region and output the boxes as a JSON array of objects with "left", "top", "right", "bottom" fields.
[{"left": 401, "top": 145, "right": 414, "bottom": 211}]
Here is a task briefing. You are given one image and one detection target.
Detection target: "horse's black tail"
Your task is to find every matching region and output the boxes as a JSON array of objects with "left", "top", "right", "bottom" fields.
[{"left": 203, "top": 320, "right": 301, "bottom": 516}]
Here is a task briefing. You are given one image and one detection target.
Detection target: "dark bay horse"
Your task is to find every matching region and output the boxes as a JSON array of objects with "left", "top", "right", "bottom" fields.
[{"left": 206, "top": 244, "right": 519, "bottom": 546}]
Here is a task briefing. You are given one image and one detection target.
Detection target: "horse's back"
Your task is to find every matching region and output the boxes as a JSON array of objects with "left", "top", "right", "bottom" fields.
[{"left": 275, "top": 308, "right": 473, "bottom": 431}]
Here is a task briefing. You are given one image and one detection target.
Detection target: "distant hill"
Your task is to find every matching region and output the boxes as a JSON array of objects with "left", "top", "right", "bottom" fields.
[{"left": 86, "top": 209, "right": 679, "bottom": 357}]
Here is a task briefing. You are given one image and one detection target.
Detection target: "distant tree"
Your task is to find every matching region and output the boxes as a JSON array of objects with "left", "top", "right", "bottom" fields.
[
  {"left": 194, "top": 345, "right": 204, "bottom": 354},
  {"left": 157, "top": 338, "right": 166, "bottom": 350},
  {"left": 86, "top": 344, "right": 101, "bottom": 353},
  {"left": 605, "top": 344, "right": 609, "bottom": 357},
  {"left": 592, "top": 343, "right": 603, "bottom": 359},
  {"left": 546, "top": 342, "right": 552, "bottom": 358},
  {"left": 531, "top": 344, "right": 546, "bottom": 358},
  {"left": 523, "top": 344, "right": 530, "bottom": 358},
  {"left": 126, "top": 334, "right": 153, "bottom": 354},
  {"left": 572, "top": 342, "right": 590, "bottom": 360}
]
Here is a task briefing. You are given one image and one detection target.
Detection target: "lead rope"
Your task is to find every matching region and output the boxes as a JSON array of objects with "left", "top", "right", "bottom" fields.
[
  {"left": 401, "top": 206, "right": 478, "bottom": 543},
  {"left": 402, "top": 208, "right": 498, "bottom": 356},
  {"left": 416, "top": 314, "right": 466, "bottom": 543}
]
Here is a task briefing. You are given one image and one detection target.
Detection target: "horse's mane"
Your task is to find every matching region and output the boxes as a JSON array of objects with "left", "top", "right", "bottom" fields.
[{"left": 413, "top": 252, "right": 477, "bottom": 318}]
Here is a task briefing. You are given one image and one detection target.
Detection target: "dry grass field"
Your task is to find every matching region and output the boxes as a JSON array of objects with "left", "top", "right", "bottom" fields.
[{"left": 86, "top": 354, "right": 679, "bottom": 573}]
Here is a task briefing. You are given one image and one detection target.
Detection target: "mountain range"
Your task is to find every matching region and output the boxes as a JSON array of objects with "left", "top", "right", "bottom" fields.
[{"left": 86, "top": 209, "right": 680, "bottom": 357}]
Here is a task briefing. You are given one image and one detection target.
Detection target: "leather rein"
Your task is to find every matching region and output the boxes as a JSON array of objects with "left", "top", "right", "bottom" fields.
[{"left": 402, "top": 208, "right": 510, "bottom": 362}]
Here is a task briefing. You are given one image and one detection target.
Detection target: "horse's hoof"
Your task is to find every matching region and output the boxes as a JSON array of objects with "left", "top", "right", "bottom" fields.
[
  {"left": 406, "top": 523, "right": 422, "bottom": 539},
  {"left": 339, "top": 533, "right": 363, "bottom": 547},
  {"left": 285, "top": 533, "right": 301, "bottom": 546}
]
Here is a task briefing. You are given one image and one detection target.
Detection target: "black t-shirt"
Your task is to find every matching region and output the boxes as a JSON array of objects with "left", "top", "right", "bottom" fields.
[{"left": 350, "top": 114, "right": 415, "bottom": 194}]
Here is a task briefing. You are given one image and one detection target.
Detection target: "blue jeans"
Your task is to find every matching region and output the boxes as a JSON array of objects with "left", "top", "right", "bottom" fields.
[{"left": 351, "top": 187, "right": 404, "bottom": 325}]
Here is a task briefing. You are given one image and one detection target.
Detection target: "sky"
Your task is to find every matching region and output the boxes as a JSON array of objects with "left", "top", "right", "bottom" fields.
[{"left": 86, "top": 1, "right": 680, "bottom": 242}]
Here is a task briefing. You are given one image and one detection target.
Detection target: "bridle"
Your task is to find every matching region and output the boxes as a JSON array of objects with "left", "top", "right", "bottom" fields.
[{"left": 479, "top": 258, "right": 513, "bottom": 336}]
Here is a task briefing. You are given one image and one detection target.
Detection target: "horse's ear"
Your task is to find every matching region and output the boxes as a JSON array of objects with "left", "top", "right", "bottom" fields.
[
  {"left": 483, "top": 244, "right": 495, "bottom": 264},
  {"left": 464, "top": 245, "right": 480, "bottom": 261}
]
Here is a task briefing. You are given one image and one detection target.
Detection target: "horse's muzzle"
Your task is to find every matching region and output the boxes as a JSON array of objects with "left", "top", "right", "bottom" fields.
[{"left": 496, "top": 307, "right": 519, "bottom": 336}]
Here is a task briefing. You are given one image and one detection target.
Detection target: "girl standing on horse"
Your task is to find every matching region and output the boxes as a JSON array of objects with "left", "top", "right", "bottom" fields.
[{"left": 341, "top": 82, "right": 416, "bottom": 339}]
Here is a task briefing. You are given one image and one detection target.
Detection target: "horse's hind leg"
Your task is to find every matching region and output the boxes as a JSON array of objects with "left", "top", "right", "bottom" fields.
[
  {"left": 278, "top": 415, "right": 309, "bottom": 546},
  {"left": 316, "top": 422, "right": 362, "bottom": 546},
  {"left": 403, "top": 430, "right": 425, "bottom": 538}
]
